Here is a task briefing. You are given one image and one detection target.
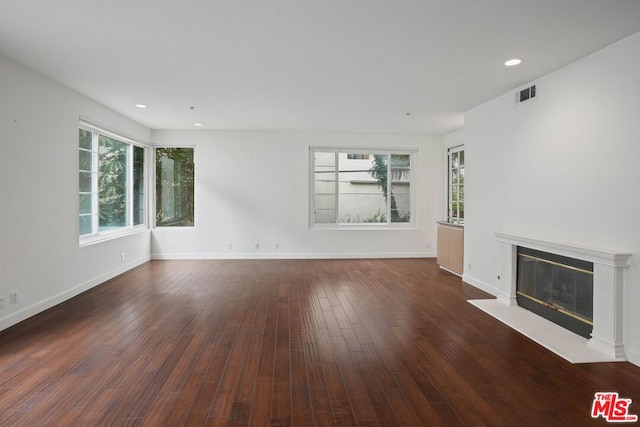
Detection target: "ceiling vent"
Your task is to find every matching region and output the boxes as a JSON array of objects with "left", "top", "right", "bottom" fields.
[{"left": 515, "top": 82, "right": 537, "bottom": 106}]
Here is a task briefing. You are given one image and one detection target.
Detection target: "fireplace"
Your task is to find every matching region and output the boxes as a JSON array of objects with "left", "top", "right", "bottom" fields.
[
  {"left": 516, "top": 246, "right": 593, "bottom": 339},
  {"left": 488, "top": 232, "right": 631, "bottom": 361}
]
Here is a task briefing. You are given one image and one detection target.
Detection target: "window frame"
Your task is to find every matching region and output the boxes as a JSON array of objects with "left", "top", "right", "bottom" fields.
[
  {"left": 79, "top": 119, "right": 149, "bottom": 245},
  {"left": 309, "top": 146, "right": 417, "bottom": 229}
]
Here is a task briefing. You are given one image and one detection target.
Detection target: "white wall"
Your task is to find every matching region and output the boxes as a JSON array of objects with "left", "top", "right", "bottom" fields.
[
  {"left": 0, "top": 55, "right": 151, "bottom": 331},
  {"left": 151, "top": 130, "right": 443, "bottom": 259},
  {"left": 462, "top": 31, "right": 640, "bottom": 365}
]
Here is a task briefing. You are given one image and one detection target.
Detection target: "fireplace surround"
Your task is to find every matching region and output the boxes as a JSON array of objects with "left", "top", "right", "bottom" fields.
[
  {"left": 484, "top": 232, "right": 631, "bottom": 361},
  {"left": 516, "top": 246, "right": 594, "bottom": 339}
]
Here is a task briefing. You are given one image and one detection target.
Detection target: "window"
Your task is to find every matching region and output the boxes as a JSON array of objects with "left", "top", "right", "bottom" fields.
[
  {"left": 311, "top": 148, "right": 415, "bottom": 226},
  {"left": 447, "top": 146, "right": 464, "bottom": 224},
  {"left": 79, "top": 120, "right": 147, "bottom": 240},
  {"left": 155, "top": 147, "right": 194, "bottom": 227}
]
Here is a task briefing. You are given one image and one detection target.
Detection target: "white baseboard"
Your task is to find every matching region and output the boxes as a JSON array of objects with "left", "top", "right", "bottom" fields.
[
  {"left": 439, "top": 265, "right": 462, "bottom": 277},
  {"left": 151, "top": 251, "right": 436, "bottom": 260},
  {"left": 0, "top": 294, "right": 67, "bottom": 333},
  {"left": 0, "top": 255, "right": 150, "bottom": 332},
  {"left": 462, "top": 273, "right": 499, "bottom": 297},
  {"left": 65, "top": 255, "right": 151, "bottom": 300}
]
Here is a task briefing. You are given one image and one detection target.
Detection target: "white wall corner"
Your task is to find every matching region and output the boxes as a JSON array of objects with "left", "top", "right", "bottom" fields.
[{"left": 626, "top": 349, "right": 640, "bottom": 368}]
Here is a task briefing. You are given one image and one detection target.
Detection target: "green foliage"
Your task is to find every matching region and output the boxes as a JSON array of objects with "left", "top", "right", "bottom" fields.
[
  {"left": 98, "top": 136, "right": 128, "bottom": 228},
  {"left": 156, "top": 148, "right": 195, "bottom": 226},
  {"left": 339, "top": 209, "right": 387, "bottom": 224},
  {"left": 364, "top": 209, "right": 387, "bottom": 223},
  {"left": 368, "top": 154, "right": 410, "bottom": 222}
]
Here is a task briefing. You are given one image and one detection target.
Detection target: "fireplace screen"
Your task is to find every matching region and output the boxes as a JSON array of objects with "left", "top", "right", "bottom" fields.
[{"left": 516, "top": 246, "right": 594, "bottom": 339}]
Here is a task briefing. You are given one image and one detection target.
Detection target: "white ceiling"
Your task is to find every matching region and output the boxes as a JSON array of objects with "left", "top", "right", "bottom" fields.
[{"left": 1, "top": 1, "right": 640, "bottom": 135}]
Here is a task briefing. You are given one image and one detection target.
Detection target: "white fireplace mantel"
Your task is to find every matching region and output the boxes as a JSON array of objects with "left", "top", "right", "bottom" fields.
[{"left": 492, "top": 231, "right": 632, "bottom": 361}]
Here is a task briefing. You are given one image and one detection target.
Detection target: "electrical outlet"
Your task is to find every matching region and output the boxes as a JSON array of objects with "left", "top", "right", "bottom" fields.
[
  {"left": 10, "top": 292, "right": 18, "bottom": 304},
  {"left": 254, "top": 243, "right": 260, "bottom": 249},
  {"left": 0, "top": 297, "right": 4, "bottom": 309},
  {"left": 274, "top": 243, "right": 280, "bottom": 250},
  {"left": 227, "top": 243, "right": 232, "bottom": 250},
  {"left": 426, "top": 242, "right": 430, "bottom": 249},
  {"left": 467, "top": 263, "right": 472, "bottom": 271},
  {"left": 121, "top": 252, "right": 125, "bottom": 261}
]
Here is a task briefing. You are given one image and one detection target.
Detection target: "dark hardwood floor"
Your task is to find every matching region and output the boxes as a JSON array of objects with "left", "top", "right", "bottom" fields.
[{"left": 0, "top": 258, "right": 639, "bottom": 426}]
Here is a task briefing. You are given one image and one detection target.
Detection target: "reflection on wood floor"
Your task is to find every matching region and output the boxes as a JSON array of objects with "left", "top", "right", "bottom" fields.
[{"left": 0, "top": 258, "right": 639, "bottom": 426}]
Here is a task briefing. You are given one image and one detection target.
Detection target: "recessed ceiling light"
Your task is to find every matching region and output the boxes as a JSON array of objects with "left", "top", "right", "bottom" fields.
[
  {"left": 194, "top": 122, "right": 203, "bottom": 127},
  {"left": 135, "top": 104, "right": 148, "bottom": 109},
  {"left": 505, "top": 58, "right": 523, "bottom": 67}
]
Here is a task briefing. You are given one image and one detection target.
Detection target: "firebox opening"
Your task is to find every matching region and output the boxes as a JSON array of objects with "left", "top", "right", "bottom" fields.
[{"left": 516, "top": 246, "right": 594, "bottom": 339}]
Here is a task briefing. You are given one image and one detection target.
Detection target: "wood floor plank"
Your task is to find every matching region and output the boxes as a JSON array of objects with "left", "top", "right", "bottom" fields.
[
  {"left": 184, "top": 381, "right": 218, "bottom": 425},
  {"left": 0, "top": 258, "right": 639, "bottom": 426},
  {"left": 271, "top": 283, "right": 292, "bottom": 424},
  {"left": 330, "top": 336, "right": 377, "bottom": 424},
  {"left": 249, "top": 376, "right": 273, "bottom": 427},
  {"left": 289, "top": 286, "right": 313, "bottom": 427}
]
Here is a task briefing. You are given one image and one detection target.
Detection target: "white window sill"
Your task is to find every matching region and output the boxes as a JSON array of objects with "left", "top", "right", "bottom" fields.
[
  {"left": 79, "top": 226, "right": 148, "bottom": 247},
  {"left": 310, "top": 224, "right": 417, "bottom": 231}
]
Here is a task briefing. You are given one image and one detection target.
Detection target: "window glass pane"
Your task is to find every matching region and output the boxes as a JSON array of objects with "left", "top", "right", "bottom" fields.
[
  {"left": 338, "top": 192, "right": 386, "bottom": 223},
  {"left": 390, "top": 154, "right": 410, "bottom": 223},
  {"left": 133, "top": 146, "right": 145, "bottom": 226},
  {"left": 159, "top": 156, "right": 176, "bottom": 222},
  {"left": 79, "top": 149, "right": 92, "bottom": 172},
  {"left": 99, "top": 136, "right": 129, "bottom": 230},
  {"left": 338, "top": 153, "right": 386, "bottom": 223},
  {"left": 79, "top": 171, "right": 92, "bottom": 193},
  {"left": 314, "top": 152, "right": 336, "bottom": 222},
  {"left": 314, "top": 179, "right": 334, "bottom": 194},
  {"left": 314, "top": 152, "right": 336, "bottom": 193},
  {"left": 79, "top": 193, "right": 93, "bottom": 215},
  {"left": 79, "top": 215, "right": 93, "bottom": 236},
  {"left": 314, "top": 194, "right": 336, "bottom": 223},
  {"left": 79, "top": 129, "right": 95, "bottom": 237},
  {"left": 447, "top": 147, "right": 464, "bottom": 223},
  {"left": 311, "top": 149, "right": 413, "bottom": 226},
  {"left": 156, "top": 147, "right": 195, "bottom": 227},
  {"left": 79, "top": 129, "right": 92, "bottom": 150}
]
